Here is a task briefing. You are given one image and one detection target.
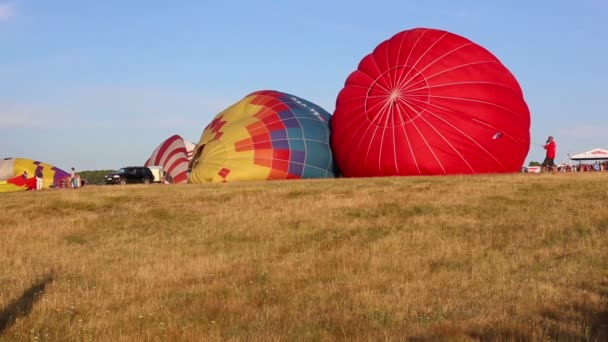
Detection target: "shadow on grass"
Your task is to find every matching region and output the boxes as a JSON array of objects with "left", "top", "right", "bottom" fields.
[
  {"left": 409, "top": 284, "right": 608, "bottom": 341},
  {"left": 536, "top": 284, "right": 608, "bottom": 341},
  {"left": 591, "top": 309, "right": 608, "bottom": 342},
  {"left": 463, "top": 306, "right": 607, "bottom": 342},
  {"left": 0, "top": 273, "right": 54, "bottom": 335},
  {"left": 409, "top": 327, "right": 530, "bottom": 342}
]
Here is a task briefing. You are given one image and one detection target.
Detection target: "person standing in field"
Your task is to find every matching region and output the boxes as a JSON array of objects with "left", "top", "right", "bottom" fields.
[
  {"left": 35, "top": 167, "right": 44, "bottom": 190},
  {"left": 542, "top": 136, "right": 557, "bottom": 173},
  {"left": 70, "top": 167, "right": 78, "bottom": 188},
  {"left": 163, "top": 171, "right": 173, "bottom": 184}
]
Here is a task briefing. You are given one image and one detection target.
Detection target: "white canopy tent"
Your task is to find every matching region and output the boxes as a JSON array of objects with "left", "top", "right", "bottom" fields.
[{"left": 570, "top": 148, "right": 608, "bottom": 161}]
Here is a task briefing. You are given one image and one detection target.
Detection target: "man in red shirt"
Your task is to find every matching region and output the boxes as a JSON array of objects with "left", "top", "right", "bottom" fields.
[{"left": 542, "top": 136, "right": 557, "bottom": 172}]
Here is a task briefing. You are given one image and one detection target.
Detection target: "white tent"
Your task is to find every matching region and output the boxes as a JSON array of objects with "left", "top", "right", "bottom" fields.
[{"left": 570, "top": 148, "right": 608, "bottom": 161}]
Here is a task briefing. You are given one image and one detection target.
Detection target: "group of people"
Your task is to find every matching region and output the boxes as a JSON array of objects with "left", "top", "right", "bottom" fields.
[
  {"left": 554, "top": 162, "right": 608, "bottom": 172},
  {"left": 21, "top": 168, "right": 45, "bottom": 190},
  {"left": 22, "top": 167, "right": 81, "bottom": 190},
  {"left": 539, "top": 136, "right": 608, "bottom": 173}
]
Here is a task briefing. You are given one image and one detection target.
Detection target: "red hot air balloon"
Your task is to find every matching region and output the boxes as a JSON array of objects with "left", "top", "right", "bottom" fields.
[{"left": 331, "top": 27, "right": 530, "bottom": 177}]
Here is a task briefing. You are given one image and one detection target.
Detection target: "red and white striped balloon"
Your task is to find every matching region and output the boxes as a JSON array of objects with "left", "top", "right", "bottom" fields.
[{"left": 145, "top": 135, "right": 195, "bottom": 183}]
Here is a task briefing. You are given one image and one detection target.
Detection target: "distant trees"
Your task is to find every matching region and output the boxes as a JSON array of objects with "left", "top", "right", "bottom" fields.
[
  {"left": 529, "top": 161, "right": 541, "bottom": 167},
  {"left": 79, "top": 170, "right": 115, "bottom": 185}
]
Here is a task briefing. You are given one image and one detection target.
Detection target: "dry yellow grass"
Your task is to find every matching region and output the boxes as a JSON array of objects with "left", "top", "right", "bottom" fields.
[{"left": 1, "top": 173, "right": 607, "bottom": 341}]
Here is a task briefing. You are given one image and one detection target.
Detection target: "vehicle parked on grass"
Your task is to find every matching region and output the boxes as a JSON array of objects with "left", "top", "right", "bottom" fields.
[{"left": 105, "top": 166, "right": 154, "bottom": 185}]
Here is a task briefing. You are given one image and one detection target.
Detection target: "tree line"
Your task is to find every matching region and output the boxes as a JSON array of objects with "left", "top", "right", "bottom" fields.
[{"left": 79, "top": 170, "right": 115, "bottom": 185}]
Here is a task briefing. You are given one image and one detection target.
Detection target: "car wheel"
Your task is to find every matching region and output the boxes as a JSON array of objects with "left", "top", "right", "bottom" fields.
[
  {"left": 119, "top": 178, "right": 127, "bottom": 185},
  {"left": 143, "top": 178, "right": 150, "bottom": 184}
]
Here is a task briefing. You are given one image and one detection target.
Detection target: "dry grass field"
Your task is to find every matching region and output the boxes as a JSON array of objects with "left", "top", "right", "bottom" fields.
[{"left": 1, "top": 173, "right": 607, "bottom": 341}]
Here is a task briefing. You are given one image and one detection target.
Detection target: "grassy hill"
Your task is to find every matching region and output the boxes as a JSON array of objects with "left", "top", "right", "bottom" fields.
[{"left": 1, "top": 173, "right": 607, "bottom": 340}]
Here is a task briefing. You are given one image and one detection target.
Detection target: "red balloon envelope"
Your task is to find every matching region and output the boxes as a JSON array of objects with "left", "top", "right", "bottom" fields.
[{"left": 331, "top": 27, "right": 530, "bottom": 177}]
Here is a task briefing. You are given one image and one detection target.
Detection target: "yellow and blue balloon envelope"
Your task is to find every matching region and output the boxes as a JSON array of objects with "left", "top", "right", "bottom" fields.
[{"left": 189, "top": 90, "right": 337, "bottom": 183}]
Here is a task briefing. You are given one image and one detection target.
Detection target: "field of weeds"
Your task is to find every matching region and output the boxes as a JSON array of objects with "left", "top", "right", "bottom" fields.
[{"left": 1, "top": 173, "right": 607, "bottom": 341}]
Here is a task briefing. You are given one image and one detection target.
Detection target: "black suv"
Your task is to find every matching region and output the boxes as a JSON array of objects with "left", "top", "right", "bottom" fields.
[{"left": 105, "top": 167, "right": 154, "bottom": 185}]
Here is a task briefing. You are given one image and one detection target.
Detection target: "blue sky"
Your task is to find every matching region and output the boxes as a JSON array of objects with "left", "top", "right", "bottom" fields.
[{"left": 1, "top": 0, "right": 606, "bottom": 171}]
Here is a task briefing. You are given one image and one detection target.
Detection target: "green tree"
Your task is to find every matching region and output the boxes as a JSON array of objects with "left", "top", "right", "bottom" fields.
[
  {"left": 528, "top": 161, "right": 541, "bottom": 167},
  {"left": 80, "top": 170, "right": 115, "bottom": 185}
]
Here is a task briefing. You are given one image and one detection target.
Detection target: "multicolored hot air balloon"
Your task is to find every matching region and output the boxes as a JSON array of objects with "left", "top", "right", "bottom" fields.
[
  {"left": 331, "top": 27, "right": 530, "bottom": 177},
  {"left": 145, "top": 135, "right": 196, "bottom": 184},
  {"left": 189, "top": 90, "right": 337, "bottom": 183},
  {"left": 0, "top": 175, "right": 36, "bottom": 192},
  {"left": 0, "top": 157, "right": 70, "bottom": 191}
]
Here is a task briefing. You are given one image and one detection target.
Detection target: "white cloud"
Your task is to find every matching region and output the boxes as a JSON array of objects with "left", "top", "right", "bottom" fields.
[
  {"left": 561, "top": 124, "right": 607, "bottom": 139},
  {"left": 0, "top": 103, "right": 74, "bottom": 128},
  {"left": 0, "top": 105, "right": 56, "bottom": 128},
  {"left": 0, "top": 114, "right": 40, "bottom": 127},
  {"left": 0, "top": 3, "right": 15, "bottom": 21},
  {"left": 0, "top": 86, "right": 231, "bottom": 130}
]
